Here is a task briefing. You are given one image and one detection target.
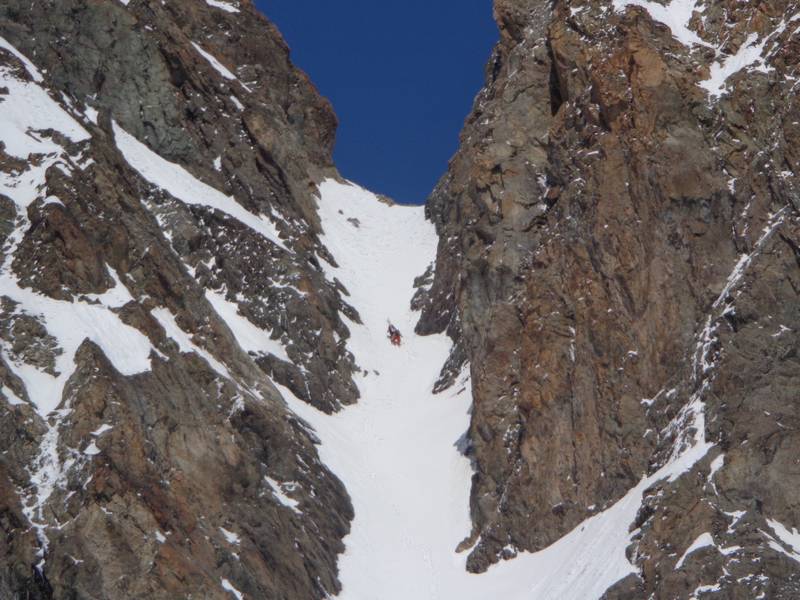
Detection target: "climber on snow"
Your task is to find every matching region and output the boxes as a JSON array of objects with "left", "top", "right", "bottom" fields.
[{"left": 387, "top": 323, "right": 402, "bottom": 347}]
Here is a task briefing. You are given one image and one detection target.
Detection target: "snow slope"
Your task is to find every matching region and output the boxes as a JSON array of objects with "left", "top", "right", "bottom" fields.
[
  {"left": 272, "top": 179, "right": 717, "bottom": 600},
  {"left": 281, "top": 181, "right": 475, "bottom": 599}
]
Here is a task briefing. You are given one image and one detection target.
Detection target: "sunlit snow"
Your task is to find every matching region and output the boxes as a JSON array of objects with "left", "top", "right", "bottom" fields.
[
  {"left": 221, "top": 578, "right": 244, "bottom": 600},
  {"left": 206, "top": 0, "right": 239, "bottom": 13},
  {"left": 219, "top": 527, "right": 241, "bottom": 545},
  {"left": 700, "top": 33, "right": 769, "bottom": 98},
  {"left": 151, "top": 307, "right": 232, "bottom": 380},
  {"left": 264, "top": 476, "right": 302, "bottom": 514},
  {"left": 191, "top": 42, "right": 236, "bottom": 81},
  {"left": 253, "top": 179, "right": 717, "bottom": 600},
  {"left": 612, "top": 0, "right": 797, "bottom": 99},
  {"left": 612, "top": 0, "right": 712, "bottom": 48},
  {"left": 205, "top": 289, "right": 291, "bottom": 363},
  {"left": 113, "top": 121, "right": 287, "bottom": 252},
  {"left": 675, "top": 532, "right": 715, "bottom": 568},
  {"left": 0, "top": 35, "right": 44, "bottom": 82},
  {"left": 766, "top": 519, "right": 800, "bottom": 563}
]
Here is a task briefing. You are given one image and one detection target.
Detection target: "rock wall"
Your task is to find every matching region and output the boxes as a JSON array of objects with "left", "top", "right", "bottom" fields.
[
  {"left": 0, "top": 1, "right": 361, "bottom": 597},
  {"left": 417, "top": 0, "right": 800, "bottom": 596}
]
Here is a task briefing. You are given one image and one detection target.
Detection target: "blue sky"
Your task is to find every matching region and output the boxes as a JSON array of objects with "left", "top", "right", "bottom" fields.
[{"left": 256, "top": 2, "right": 498, "bottom": 205}]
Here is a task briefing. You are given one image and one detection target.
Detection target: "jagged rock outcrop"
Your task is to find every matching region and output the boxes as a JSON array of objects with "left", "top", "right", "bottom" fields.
[
  {"left": 0, "top": 1, "right": 361, "bottom": 597},
  {"left": 417, "top": 0, "right": 800, "bottom": 596}
]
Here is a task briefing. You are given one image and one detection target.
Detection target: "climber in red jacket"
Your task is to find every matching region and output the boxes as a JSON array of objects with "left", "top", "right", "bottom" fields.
[{"left": 387, "top": 323, "right": 402, "bottom": 346}]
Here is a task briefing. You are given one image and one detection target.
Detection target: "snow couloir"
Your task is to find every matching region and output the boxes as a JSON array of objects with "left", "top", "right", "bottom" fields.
[{"left": 278, "top": 179, "right": 718, "bottom": 600}]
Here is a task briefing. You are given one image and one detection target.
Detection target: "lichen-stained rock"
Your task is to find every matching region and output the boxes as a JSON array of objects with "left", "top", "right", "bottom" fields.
[
  {"left": 418, "top": 0, "right": 800, "bottom": 595},
  {"left": 0, "top": 1, "right": 357, "bottom": 597}
]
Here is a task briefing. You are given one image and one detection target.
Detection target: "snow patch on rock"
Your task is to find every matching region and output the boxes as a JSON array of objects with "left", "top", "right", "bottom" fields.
[
  {"left": 676, "top": 532, "right": 715, "bottom": 568},
  {"left": 700, "top": 33, "right": 769, "bottom": 98},
  {"left": 766, "top": 519, "right": 800, "bottom": 563},
  {"left": 205, "top": 289, "right": 291, "bottom": 364},
  {"left": 192, "top": 42, "right": 235, "bottom": 81},
  {"left": 219, "top": 527, "right": 241, "bottom": 545},
  {"left": 113, "top": 121, "right": 287, "bottom": 252},
  {"left": 221, "top": 578, "right": 244, "bottom": 599},
  {"left": 612, "top": 0, "right": 711, "bottom": 48},
  {"left": 206, "top": 0, "right": 239, "bottom": 13},
  {"left": 264, "top": 476, "right": 301, "bottom": 514},
  {"left": 151, "top": 307, "right": 232, "bottom": 380},
  {"left": 0, "top": 35, "right": 44, "bottom": 82}
]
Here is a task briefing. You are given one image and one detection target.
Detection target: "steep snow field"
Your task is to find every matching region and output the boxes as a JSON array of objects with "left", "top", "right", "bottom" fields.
[
  {"left": 281, "top": 181, "right": 478, "bottom": 599},
  {"left": 278, "top": 180, "right": 715, "bottom": 600}
]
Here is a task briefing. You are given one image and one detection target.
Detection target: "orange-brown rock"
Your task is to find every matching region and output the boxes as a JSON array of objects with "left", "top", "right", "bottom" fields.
[{"left": 417, "top": 0, "right": 800, "bottom": 596}]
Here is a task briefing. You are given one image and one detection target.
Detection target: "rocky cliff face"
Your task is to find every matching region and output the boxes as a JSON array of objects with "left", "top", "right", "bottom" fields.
[
  {"left": 3, "top": 0, "right": 800, "bottom": 598},
  {"left": 418, "top": 0, "right": 800, "bottom": 596},
  {"left": 0, "top": 1, "right": 361, "bottom": 598}
]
